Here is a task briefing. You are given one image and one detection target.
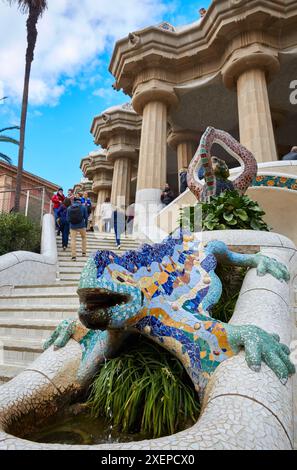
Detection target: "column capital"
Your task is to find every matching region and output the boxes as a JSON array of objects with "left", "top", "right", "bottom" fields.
[
  {"left": 91, "top": 103, "right": 141, "bottom": 163},
  {"left": 80, "top": 156, "right": 92, "bottom": 179},
  {"left": 167, "top": 129, "right": 200, "bottom": 150},
  {"left": 132, "top": 79, "right": 179, "bottom": 115},
  {"left": 222, "top": 43, "right": 280, "bottom": 89},
  {"left": 80, "top": 151, "right": 113, "bottom": 194},
  {"left": 107, "top": 133, "right": 140, "bottom": 163},
  {"left": 91, "top": 102, "right": 142, "bottom": 148},
  {"left": 92, "top": 171, "right": 113, "bottom": 194}
]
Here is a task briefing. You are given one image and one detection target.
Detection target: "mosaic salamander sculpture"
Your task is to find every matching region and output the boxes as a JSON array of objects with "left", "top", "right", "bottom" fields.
[
  {"left": 44, "top": 232, "right": 295, "bottom": 397},
  {"left": 187, "top": 127, "right": 258, "bottom": 201}
]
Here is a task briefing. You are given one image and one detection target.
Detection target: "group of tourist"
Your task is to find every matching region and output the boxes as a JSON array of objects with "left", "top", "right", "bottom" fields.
[{"left": 51, "top": 188, "right": 92, "bottom": 261}]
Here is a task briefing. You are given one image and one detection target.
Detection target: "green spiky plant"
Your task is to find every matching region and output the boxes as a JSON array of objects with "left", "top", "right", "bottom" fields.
[
  {"left": 180, "top": 191, "right": 269, "bottom": 232},
  {"left": 87, "top": 337, "right": 200, "bottom": 438}
]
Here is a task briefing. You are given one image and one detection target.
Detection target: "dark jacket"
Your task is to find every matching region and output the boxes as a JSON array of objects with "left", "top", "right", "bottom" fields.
[
  {"left": 161, "top": 189, "right": 175, "bottom": 206},
  {"left": 179, "top": 171, "right": 188, "bottom": 194},
  {"left": 112, "top": 210, "right": 126, "bottom": 235},
  {"left": 66, "top": 202, "right": 88, "bottom": 230},
  {"left": 57, "top": 204, "right": 68, "bottom": 225}
]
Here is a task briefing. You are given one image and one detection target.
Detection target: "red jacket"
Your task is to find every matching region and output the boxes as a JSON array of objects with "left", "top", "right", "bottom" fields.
[{"left": 52, "top": 193, "right": 65, "bottom": 209}]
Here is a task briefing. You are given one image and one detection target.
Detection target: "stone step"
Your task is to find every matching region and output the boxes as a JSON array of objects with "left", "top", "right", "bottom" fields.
[
  {"left": 57, "top": 254, "right": 94, "bottom": 262},
  {"left": 57, "top": 240, "right": 139, "bottom": 247},
  {"left": 0, "top": 364, "right": 25, "bottom": 385},
  {"left": 58, "top": 273, "right": 81, "bottom": 281},
  {"left": 1, "top": 338, "right": 44, "bottom": 366},
  {"left": 59, "top": 280, "right": 80, "bottom": 286},
  {"left": 0, "top": 318, "right": 58, "bottom": 341},
  {"left": 57, "top": 259, "right": 88, "bottom": 267},
  {"left": 57, "top": 233, "right": 138, "bottom": 239},
  {"left": 57, "top": 247, "right": 129, "bottom": 256},
  {"left": 0, "top": 293, "right": 79, "bottom": 307},
  {"left": 0, "top": 327, "right": 53, "bottom": 342},
  {"left": 11, "top": 283, "right": 78, "bottom": 296},
  {"left": 57, "top": 238, "right": 139, "bottom": 244},
  {"left": 57, "top": 245, "right": 138, "bottom": 253},
  {"left": 59, "top": 233, "right": 137, "bottom": 239},
  {"left": 59, "top": 266, "right": 89, "bottom": 273},
  {"left": 0, "top": 306, "right": 77, "bottom": 321}
]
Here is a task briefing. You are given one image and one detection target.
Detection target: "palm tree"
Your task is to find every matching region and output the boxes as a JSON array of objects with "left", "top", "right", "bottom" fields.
[
  {"left": 0, "top": 127, "right": 20, "bottom": 164},
  {"left": 7, "top": 0, "right": 47, "bottom": 211}
]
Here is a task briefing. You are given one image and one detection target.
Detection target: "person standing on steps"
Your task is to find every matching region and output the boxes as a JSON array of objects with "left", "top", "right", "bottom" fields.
[
  {"left": 67, "top": 189, "right": 75, "bottom": 204},
  {"left": 179, "top": 167, "right": 188, "bottom": 194},
  {"left": 57, "top": 198, "right": 71, "bottom": 251},
  {"left": 113, "top": 205, "right": 126, "bottom": 250},
  {"left": 81, "top": 191, "right": 92, "bottom": 230},
  {"left": 100, "top": 197, "right": 113, "bottom": 233},
  {"left": 67, "top": 197, "right": 88, "bottom": 261},
  {"left": 51, "top": 188, "right": 65, "bottom": 233}
]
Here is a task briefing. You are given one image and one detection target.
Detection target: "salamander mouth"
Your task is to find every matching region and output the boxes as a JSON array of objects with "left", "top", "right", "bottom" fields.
[{"left": 77, "top": 288, "right": 130, "bottom": 330}]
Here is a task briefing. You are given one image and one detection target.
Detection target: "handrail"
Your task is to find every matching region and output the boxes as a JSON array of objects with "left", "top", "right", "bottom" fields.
[{"left": 0, "top": 214, "right": 57, "bottom": 288}]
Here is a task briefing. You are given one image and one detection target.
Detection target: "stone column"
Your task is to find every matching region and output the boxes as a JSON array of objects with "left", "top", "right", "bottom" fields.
[
  {"left": 222, "top": 44, "right": 280, "bottom": 163},
  {"left": 137, "top": 100, "right": 168, "bottom": 196},
  {"left": 91, "top": 103, "right": 141, "bottom": 214},
  {"left": 110, "top": 157, "right": 132, "bottom": 209},
  {"left": 168, "top": 129, "right": 200, "bottom": 191},
  {"left": 132, "top": 83, "right": 178, "bottom": 241},
  {"left": 237, "top": 69, "right": 278, "bottom": 163},
  {"left": 177, "top": 142, "right": 196, "bottom": 170},
  {"left": 81, "top": 152, "right": 113, "bottom": 232}
]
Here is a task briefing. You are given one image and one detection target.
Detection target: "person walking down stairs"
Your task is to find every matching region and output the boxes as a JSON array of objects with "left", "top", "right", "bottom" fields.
[
  {"left": 67, "top": 197, "right": 88, "bottom": 261},
  {"left": 113, "top": 206, "right": 126, "bottom": 250},
  {"left": 57, "top": 198, "right": 71, "bottom": 251}
]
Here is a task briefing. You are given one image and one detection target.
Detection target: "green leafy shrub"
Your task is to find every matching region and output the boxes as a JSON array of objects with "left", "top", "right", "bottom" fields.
[
  {"left": 0, "top": 212, "right": 41, "bottom": 256},
  {"left": 87, "top": 336, "right": 200, "bottom": 438},
  {"left": 180, "top": 191, "right": 269, "bottom": 232},
  {"left": 211, "top": 265, "right": 247, "bottom": 323}
]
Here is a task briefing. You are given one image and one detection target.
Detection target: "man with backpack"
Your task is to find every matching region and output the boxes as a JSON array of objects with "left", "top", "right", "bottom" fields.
[{"left": 67, "top": 197, "right": 89, "bottom": 261}]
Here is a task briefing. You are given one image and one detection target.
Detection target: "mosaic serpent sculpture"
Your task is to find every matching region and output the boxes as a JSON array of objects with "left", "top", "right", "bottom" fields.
[
  {"left": 187, "top": 127, "right": 258, "bottom": 201},
  {"left": 44, "top": 231, "right": 295, "bottom": 397}
]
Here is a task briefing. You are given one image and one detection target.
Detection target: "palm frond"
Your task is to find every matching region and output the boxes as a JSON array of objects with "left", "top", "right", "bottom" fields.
[
  {"left": 7, "top": 0, "right": 47, "bottom": 15},
  {"left": 0, "top": 135, "right": 20, "bottom": 145},
  {"left": 0, "top": 152, "right": 12, "bottom": 164},
  {"left": 0, "top": 126, "right": 20, "bottom": 133}
]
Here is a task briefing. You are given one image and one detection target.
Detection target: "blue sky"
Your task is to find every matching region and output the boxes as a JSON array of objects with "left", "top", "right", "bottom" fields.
[{"left": 0, "top": 0, "right": 210, "bottom": 191}]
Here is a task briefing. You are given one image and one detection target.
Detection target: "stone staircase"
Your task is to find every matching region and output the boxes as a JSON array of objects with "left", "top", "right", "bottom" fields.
[{"left": 0, "top": 232, "right": 140, "bottom": 385}]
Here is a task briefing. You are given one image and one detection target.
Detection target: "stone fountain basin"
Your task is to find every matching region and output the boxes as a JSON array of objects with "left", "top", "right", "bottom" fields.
[{"left": 0, "top": 231, "right": 296, "bottom": 450}]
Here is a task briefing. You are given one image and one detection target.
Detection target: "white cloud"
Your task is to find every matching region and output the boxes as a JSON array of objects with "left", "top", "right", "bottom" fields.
[{"left": 0, "top": 0, "right": 167, "bottom": 106}]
